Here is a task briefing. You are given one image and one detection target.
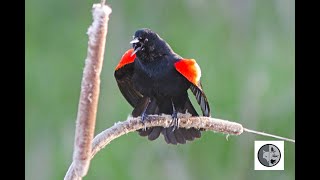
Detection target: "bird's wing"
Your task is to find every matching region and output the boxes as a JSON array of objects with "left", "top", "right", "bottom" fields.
[
  {"left": 114, "top": 49, "right": 143, "bottom": 107},
  {"left": 174, "top": 59, "right": 211, "bottom": 117}
]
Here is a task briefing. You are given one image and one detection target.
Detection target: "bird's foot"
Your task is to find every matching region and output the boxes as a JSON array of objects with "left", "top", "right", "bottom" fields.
[
  {"left": 170, "top": 111, "right": 179, "bottom": 132},
  {"left": 141, "top": 112, "right": 148, "bottom": 131},
  {"left": 140, "top": 98, "right": 151, "bottom": 131}
]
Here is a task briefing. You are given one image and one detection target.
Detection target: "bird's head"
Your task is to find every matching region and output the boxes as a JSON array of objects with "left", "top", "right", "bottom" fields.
[{"left": 130, "top": 28, "right": 173, "bottom": 61}]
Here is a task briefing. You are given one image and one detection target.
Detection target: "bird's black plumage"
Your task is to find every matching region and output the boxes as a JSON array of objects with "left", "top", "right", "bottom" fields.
[{"left": 114, "top": 28, "right": 211, "bottom": 144}]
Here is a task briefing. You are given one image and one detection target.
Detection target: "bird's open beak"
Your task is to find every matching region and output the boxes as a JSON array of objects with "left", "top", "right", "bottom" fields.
[
  {"left": 131, "top": 46, "right": 141, "bottom": 57},
  {"left": 130, "top": 38, "right": 141, "bottom": 56},
  {"left": 130, "top": 38, "right": 139, "bottom": 44}
]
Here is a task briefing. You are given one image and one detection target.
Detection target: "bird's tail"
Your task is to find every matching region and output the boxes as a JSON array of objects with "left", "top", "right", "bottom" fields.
[{"left": 133, "top": 97, "right": 203, "bottom": 145}]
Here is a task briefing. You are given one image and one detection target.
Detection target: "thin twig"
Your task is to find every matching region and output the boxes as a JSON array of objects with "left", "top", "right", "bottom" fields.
[
  {"left": 243, "top": 128, "right": 295, "bottom": 143},
  {"left": 70, "top": 3, "right": 112, "bottom": 179}
]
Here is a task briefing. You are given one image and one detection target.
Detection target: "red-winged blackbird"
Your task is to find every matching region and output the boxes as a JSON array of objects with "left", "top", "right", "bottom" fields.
[{"left": 114, "top": 28, "right": 211, "bottom": 145}]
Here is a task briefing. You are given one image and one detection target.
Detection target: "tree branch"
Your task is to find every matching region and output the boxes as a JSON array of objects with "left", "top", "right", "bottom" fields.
[
  {"left": 65, "top": 113, "right": 242, "bottom": 180},
  {"left": 71, "top": 3, "right": 112, "bottom": 178},
  {"left": 64, "top": 113, "right": 294, "bottom": 180}
]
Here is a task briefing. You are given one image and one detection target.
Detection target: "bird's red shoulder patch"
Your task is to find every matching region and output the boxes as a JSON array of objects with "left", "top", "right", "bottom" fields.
[
  {"left": 174, "top": 59, "right": 202, "bottom": 88},
  {"left": 115, "top": 49, "right": 136, "bottom": 70}
]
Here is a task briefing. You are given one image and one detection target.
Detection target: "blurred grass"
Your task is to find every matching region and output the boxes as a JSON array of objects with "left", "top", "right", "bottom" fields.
[{"left": 26, "top": 0, "right": 295, "bottom": 180}]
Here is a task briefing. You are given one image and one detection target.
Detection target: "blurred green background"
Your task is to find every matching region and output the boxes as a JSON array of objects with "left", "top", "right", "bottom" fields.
[{"left": 26, "top": 0, "right": 295, "bottom": 180}]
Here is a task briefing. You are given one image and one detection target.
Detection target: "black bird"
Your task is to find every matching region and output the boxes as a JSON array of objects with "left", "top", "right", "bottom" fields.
[{"left": 114, "top": 28, "right": 211, "bottom": 144}]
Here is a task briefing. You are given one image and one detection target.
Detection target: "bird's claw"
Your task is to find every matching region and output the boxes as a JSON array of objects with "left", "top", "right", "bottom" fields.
[
  {"left": 170, "top": 111, "right": 179, "bottom": 132},
  {"left": 141, "top": 113, "right": 148, "bottom": 131}
]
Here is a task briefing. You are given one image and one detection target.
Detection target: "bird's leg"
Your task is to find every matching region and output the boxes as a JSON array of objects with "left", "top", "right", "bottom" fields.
[
  {"left": 141, "top": 98, "right": 151, "bottom": 131},
  {"left": 170, "top": 100, "right": 179, "bottom": 132}
]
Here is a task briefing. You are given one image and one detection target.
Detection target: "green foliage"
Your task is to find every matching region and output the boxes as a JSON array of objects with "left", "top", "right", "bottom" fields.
[{"left": 26, "top": 1, "right": 294, "bottom": 180}]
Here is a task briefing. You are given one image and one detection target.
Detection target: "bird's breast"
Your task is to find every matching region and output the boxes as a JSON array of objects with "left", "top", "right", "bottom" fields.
[{"left": 133, "top": 58, "right": 189, "bottom": 97}]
